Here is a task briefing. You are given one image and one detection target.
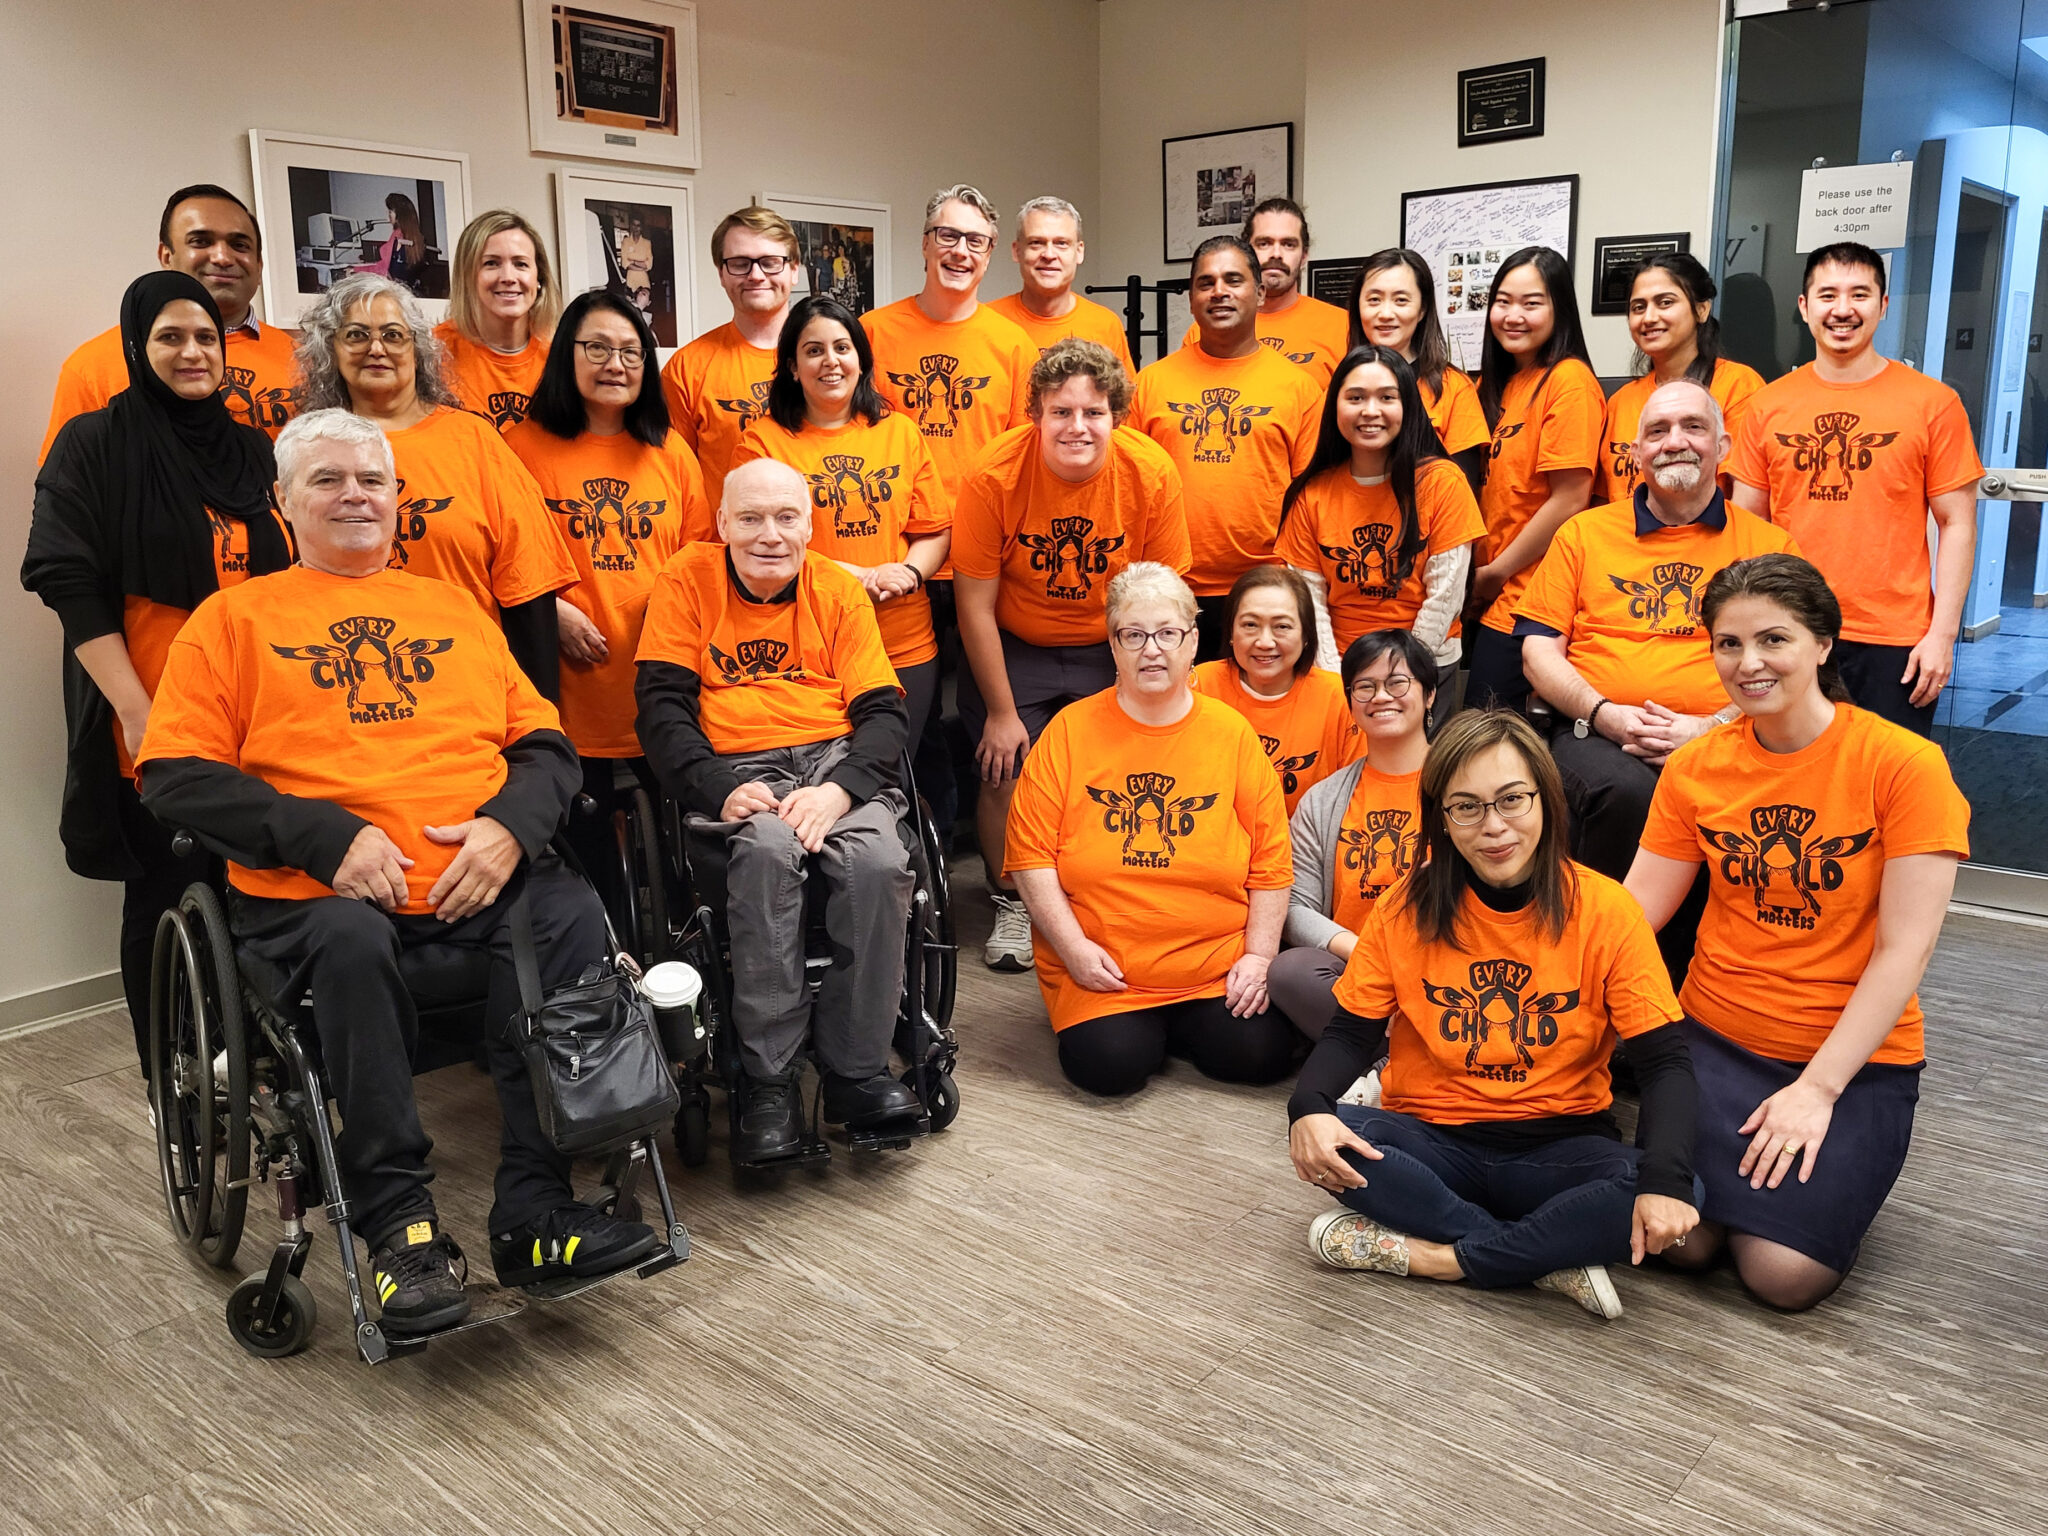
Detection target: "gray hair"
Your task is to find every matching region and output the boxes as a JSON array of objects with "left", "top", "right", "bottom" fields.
[
  {"left": 1106, "top": 562, "right": 1198, "bottom": 631},
  {"left": 1015, "top": 196, "right": 1082, "bottom": 239},
  {"left": 273, "top": 407, "right": 396, "bottom": 496},
  {"left": 293, "top": 273, "right": 459, "bottom": 413},
  {"left": 924, "top": 183, "right": 999, "bottom": 234}
]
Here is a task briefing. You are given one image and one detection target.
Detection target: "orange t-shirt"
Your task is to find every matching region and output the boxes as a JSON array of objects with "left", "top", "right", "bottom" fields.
[
  {"left": 136, "top": 565, "right": 561, "bottom": 914},
  {"left": 382, "top": 406, "right": 576, "bottom": 618},
  {"left": 41, "top": 321, "right": 303, "bottom": 462},
  {"left": 658, "top": 321, "right": 780, "bottom": 508},
  {"left": 862, "top": 299, "right": 1034, "bottom": 498},
  {"left": 1728, "top": 360, "right": 1984, "bottom": 646},
  {"left": 1335, "top": 866, "right": 1681, "bottom": 1124},
  {"left": 1478, "top": 359, "right": 1606, "bottom": 632},
  {"left": 730, "top": 412, "right": 946, "bottom": 668},
  {"left": 504, "top": 421, "right": 709, "bottom": 756},
  {"left": 1422, "top": 366, "right": 1489, "bottom": 457},
  {"left": 985, "top": 292, "right": 1136, "bottom": 377},
  {"left": 951, "top": 424, "right": 1190, "bottom": 646},
  {"left": 1514, "top": 495, "right": 1798, "bottom": 717},
  {"left": 1328, "top": 763, "right": 1424, "bottom": 933},
  {"left": 434, "top": 324, "right": 550, "bottom": 432},
  {"left": 635, "top": 543, "right": 900, "bottom": 755},
  {"left": 1005, "top": 689, "right": 1292, "bottom": 1031},
  {"left": 1182, "top": 294, "right": 1353, "bottom": 389},
  {"left": 1640, "top": 703, "right": 1970, "bottom": 1066},
  {"left": 1128, "top": 345, "right": 1322, "bottom": 595},
  {"left": 1190, "top": 660, "right": 1358, "bottom": 816},
  {"left": 1594, "top": 358, "right": 1764, "bottom": 502},
  {"left": 1274, "top": 458, "right": 1486, "bottom": 648}
]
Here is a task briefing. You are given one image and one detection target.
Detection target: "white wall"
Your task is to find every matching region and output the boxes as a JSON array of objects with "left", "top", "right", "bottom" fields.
[{"left": 0, "top": 0, "right": 1098, "bottom": 1008}]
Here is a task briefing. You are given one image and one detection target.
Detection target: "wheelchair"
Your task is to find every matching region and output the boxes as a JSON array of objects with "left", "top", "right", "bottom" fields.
[
  {"left": 606, "top": 769, "right": 960, "bottom": 1171},
  {"left": 146, "top": 846, "right": 690, "bottom": 1364}
]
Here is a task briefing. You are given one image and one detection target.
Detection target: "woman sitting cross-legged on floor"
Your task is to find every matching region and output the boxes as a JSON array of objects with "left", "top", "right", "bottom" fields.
[
  {"left": 1287, "top": 709, "right": 1700, "bottom": 1319},
  {"left": 1006, "top": 561, "right": 1300, "bottom": 1096}
]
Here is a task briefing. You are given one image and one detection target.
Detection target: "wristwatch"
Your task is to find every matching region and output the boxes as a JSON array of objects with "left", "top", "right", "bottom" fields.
[{"left": 1575, "top": 699, "right": 1609, "bottom": 739}]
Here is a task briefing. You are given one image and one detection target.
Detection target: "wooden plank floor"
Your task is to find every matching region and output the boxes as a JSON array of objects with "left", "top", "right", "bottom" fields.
[{"left": 0, "top": 875, "right": 2042, "bottom": 1535}]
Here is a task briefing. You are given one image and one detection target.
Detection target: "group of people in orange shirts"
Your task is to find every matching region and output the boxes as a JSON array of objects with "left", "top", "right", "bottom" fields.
[{"left": 25, "top": 174, "right": 1975, "bottom": 1327}]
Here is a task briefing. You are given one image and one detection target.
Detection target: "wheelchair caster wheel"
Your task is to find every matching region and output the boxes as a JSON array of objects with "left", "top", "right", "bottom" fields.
[
  {"left": 225, "top": 1273, "right": 317, "bottom": 1359},
  {"left": 676, "top": 1095, "right": 710, "bottom": 1167},
  {"left": 905, "top": 1067, "right": 960, "bottom": 1132},
  {"left": 597, "top": 1188, "right": 643, "bottom": 1222}
]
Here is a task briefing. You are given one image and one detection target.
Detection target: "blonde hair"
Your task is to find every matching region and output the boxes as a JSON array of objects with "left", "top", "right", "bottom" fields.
[
  {"left": 711, "top": 205, "right": 800, "bottom": 264},
  {"left": 1028, "top": 338, "right": 1130, "bottom": 418},
  {"left": 1106, "top": 562, "right": 1198, "bottom": 630},
  {"left": 446, "top": 209, "right": 560, "bottom": 344}
]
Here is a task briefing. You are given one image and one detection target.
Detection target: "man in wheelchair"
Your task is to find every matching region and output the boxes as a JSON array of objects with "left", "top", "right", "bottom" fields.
[
  {"left": 136, "top": 409, "right": 659, "bottom": 1336},
  {"left": 636, "top": 459, "right": 925, "bottom": 1163}
]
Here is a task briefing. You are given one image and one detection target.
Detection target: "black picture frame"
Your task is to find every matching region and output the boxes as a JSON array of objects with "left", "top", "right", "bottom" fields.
[
  {"left": 1160, "top": 121, "right": 1295, "bottom": 264},
  {"left": 1306, "top": 258, "right": 1365, "bottom": 310},
  {"left": 1458, "top": 57, "right": 1545, "bottom": 148},
  {"left": 1590, "top": 232, "right": 1692, "bottom": 315}
]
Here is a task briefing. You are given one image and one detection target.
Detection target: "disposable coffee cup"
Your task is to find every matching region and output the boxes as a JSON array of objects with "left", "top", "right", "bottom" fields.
[{"left": 639, "top": 961, "right": 704, "bottom": 1059}]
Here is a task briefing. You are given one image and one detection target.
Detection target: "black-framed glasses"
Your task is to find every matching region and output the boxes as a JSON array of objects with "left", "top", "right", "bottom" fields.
[
  {"left": 1350, "top": 675, "right": 1414, "bottom": 701},
  {"left": 719, "top": 254, "right": 791, "bottom": 276},
  {"left": 577, "top": 340, "right": 645, "bottom": 367},
  {"left": 1112, "top": 624, "right": 1191, "bottom": 653},
  {"left": 925, "top": 224, "right": 995, "bottom": 255},
  {"left": 1442, "top": 790, "right": 1538, "bottom": 827}
]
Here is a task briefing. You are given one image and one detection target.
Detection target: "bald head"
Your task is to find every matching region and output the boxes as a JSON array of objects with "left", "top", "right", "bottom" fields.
[
  {"left": 719, "top": 457, "right": 813, "bottom": 597},
  {"left": 1634, "top": 378, "right": 1729, "bottom": 505},
  {"left": 721, "top": 456, "right": 810, "bottom": 516}
]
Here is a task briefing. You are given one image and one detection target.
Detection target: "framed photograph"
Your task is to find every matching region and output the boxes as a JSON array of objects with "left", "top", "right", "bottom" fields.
[
  {"left": 248, "top": 129, "right": 472, "bottom": 328},
  {"left": 554, "top": 167, "right": 696, "bottom": 356},
  {"left": 522, "top": 0, "right": 701, "bottom": 170},
  {"left": 757, "top": 192, "right": 892, "bottom": 316},
  {"left": 1306, "top": 257, "right": 1365, "bottom": 310},
  {"left": 1590, "top": 232, "right": 1691, "bottom": 316},
  {"left": 1458, "top": 57, "right": 1545, "bottom": 148},
  {"left": 1400, "top": 174, "right": 1578, "bottom": 371},
  {"left": 1161, "top": 122, "right": 1294, "bottom": 263}
]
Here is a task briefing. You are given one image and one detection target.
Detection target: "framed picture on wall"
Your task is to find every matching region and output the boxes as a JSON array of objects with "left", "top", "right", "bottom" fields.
[
  {"left": 1590, "top": 233, "right": 1691, "bottom": 315},
  {"left": 1306, "top": 257, "right": 1365, "bottom": 309},
  {"left": 248, "top": 129, "right": 473, "bottom": 328},
  {"left": 1400, "top": 174, "right": 1578, "bottom": 372},
  {"left": 522, "top": 0, "right": 701, "bottom": 169},
  {"left": 757, "top": 192, "right": 892, "bottom": 316},
  {"left": 1161, "top": 122, "right": 1294, "bottom": 263},
  {"left": 1457, "top": 57, "right": 1546, "bottom": 148},
  {"left": 554, "top": 167, "right": 696, "bottom": 357}
]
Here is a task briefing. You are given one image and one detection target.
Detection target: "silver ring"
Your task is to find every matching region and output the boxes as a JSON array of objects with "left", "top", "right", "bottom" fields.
[{"left": 1672, "top": 1235, "right": 1687, "bottom": 1248}]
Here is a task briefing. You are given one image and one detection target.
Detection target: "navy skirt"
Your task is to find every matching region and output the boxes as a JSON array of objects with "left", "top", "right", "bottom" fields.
[{"left": 1686, "top": 1018, "right": 1921, "bottom": 1272}]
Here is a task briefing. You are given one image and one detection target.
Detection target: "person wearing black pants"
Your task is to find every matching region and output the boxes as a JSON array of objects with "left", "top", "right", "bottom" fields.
[{"left": 1057, "top": 997, "right": 1297, "bottom": 1097}]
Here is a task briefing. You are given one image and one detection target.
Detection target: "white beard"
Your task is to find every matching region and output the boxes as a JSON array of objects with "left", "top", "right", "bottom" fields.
[{"left": 1651, "top": 460, "right": 1703, "bottom": 493}]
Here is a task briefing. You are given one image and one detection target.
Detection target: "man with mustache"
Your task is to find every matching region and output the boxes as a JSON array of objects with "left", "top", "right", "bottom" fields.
[
  {"left": 1514, "top": 379, "right": 1798, "bottom": 978},
  {"left": 1177, "top": 198, "right": 1349, "bottom": 388}
]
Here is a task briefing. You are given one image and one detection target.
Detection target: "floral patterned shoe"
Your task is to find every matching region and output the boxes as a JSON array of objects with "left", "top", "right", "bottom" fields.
[
  {"left": 1534, "top": 1264, "right": 1624, "bottom": 1319},
  {"left": 1309, "top": 1211, "right": 1411, "bottom": 1275}
]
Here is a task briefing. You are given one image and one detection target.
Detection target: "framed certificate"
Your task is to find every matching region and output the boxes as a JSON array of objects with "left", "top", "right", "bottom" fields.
[{"left": 1458, "top": 57, "right": 1546, "bottom": 148}]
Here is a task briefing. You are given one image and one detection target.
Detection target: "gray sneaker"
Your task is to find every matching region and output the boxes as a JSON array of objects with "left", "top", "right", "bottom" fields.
[
  {"left": 984, "top": 893, "right": 1034, "bottom": 972},
  {"left": 1534, "top": 1264, "right": 1624, "bottom": 1319}
]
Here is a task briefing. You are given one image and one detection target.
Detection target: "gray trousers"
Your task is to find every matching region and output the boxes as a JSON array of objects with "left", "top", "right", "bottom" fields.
[
  {"left": 1270, "top": 945, "right": 1347, "bottom": 1042},
  {"left": 697, "top": 738, "right": 912, "bottom": 1081}
]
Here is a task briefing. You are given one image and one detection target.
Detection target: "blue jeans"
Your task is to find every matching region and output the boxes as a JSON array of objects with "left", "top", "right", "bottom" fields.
[{"left": 1333, "top": 1105, "right": 1647, "bottom": 1288}]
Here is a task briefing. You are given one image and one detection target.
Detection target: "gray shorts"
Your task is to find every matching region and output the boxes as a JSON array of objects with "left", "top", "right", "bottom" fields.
[{"left": 957, "top": 629, "right": 1115, "bottom": 762}]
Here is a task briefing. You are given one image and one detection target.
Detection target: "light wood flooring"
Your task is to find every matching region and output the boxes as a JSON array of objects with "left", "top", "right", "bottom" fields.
[{"left": 1, "top": 877, "right": 2042, "bottom": 1535}]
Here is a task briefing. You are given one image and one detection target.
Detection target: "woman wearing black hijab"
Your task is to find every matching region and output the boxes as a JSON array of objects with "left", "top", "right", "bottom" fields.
[{"left": 24, "top": 270, "right": 293, "bottom": 1077}]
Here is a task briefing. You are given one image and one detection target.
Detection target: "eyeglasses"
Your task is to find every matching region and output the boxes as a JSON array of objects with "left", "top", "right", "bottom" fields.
[
  {"left": 338, "top": 326, "right": 414, "bottom": 352},
  {"left": 1112, "top": 625, "right": 1191, "bottom": 653},
  {"left": 719, "top": 254, "right": 791, "bottom": 277},
  {"left": 1350, "top": 675, "right": 1414, "bottom": 701},
  {"left": 926, "top": 225, "right": 995, "bottom": 255},
  {"left": 1442, "top": 790, "right": 1538, "bottom": 827},
  {"left": 577, "top": 340, "right": 645, "bottom": 367}
]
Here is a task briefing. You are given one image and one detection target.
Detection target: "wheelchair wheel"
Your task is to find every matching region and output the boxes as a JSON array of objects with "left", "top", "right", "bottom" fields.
[
  {"left": 150, "top": 883, "right": 251, "bottom": 1268},
  {"left": 630, "top": 787, "right": 671, "bottom": 965},
  {"left": 914, "top": 795, "right": 957, "bottom": 1029},
  {"left": 225, "top": 1273, "right": 317, "bottom": 1359},
  {"left": 904, "top": 1066, "right": 960, "bottom": 1132}
]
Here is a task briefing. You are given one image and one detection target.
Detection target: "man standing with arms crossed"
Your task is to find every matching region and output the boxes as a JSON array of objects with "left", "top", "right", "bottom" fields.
[{"left": 987, "top": 197, "right": 1136, "bottom": 374}]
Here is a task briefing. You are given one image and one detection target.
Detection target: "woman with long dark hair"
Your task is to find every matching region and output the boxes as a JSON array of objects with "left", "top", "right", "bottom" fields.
[
  {"left": 730, "top": 294, "right": 947, "bottom": 746},
  {"left": 1595, "top": 253, "right": 1764, "bottom": 501},
  {"left": 1287, "top": 709, "right": 1700, "bottom": 1319},
  {"left": 1626, "top": 554, "right": 1966, "bottom": 1311},
  {"left": 1345, "top": 248, "right": 1489, "bottom": 489},
  {"left": 1276, "top": 345, "right": 1485, "bottom": 689},
  {"left": 1467, "top": 247, "right": 1605, "bottom": 711},
  {"left": 23, "top": 271, "right": 293, "bottom": 1077}
]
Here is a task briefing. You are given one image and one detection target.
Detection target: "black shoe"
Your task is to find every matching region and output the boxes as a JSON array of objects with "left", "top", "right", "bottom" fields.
[
  {"left": 370, "top": 1223, "right": 471, "bottom": 1337},
  {"left": 490, "top": 1203, "right": 661, "bottom": 1289},
  {"left": 821, "top": 1071, "right": 922, "bottom": 1129},
  {"left": 733, "top": 1071, "right": 805, "bottom": 1163}
]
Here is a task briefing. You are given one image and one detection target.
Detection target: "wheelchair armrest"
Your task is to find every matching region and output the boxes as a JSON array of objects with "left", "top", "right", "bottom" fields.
[
  {"left": 171, "top": 829, "right": 197, "bottom": 860},
  {"left": 1524, "top": 698, "right": 1558, "bottom": 732}
]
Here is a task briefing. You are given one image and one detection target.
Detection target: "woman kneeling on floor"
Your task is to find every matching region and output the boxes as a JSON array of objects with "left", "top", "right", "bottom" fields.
[
  {"left": 1006, "top": 561, "right": 1300, "bottom": 1096},
  {"left": 1287, "top": 710, "right": 1700, "bottom": 1318}
]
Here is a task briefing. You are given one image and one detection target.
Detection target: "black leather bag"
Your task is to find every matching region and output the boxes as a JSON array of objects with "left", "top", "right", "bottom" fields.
[{"left": 511, "top": 892, "right": 680, "bottom": 1157}]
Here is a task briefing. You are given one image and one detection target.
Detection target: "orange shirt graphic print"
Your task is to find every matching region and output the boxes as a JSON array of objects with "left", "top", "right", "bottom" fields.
[
  {"left": 1423, "top": 957, "right": 1581, "bottom": 1081},
  {"left": 218, "top": 364, "right": 301, "bottom": 433},
  {"left": 1168, "top": 386, "right": 1273, "bottom": 462},
  {"left": 1085, "top": 771, "right": 1220, "bottom": 868},
  {"left": 545, "top": 476, "right": 666, "bottom": 571},
  {"left": 1255, "top": 734, "right": 1320, "bottom": 800},
  {"left": 1019, "top": 516, "right": 1126, "bottom": 600},
  {"left": 1774, "top": 411, "right": 1901, "bottom": 502},
  {"left": 1608, "top": 560, "right": 1706, "bottom": 635},
  {"left": 1337, "top": 808, "right": 1418, "bottom": 899},
  {"left": 1318, "top": 522, "right": 1401, "bottom": 599},
  {"left": 888, "top": 352, "right": 995, "bottom": 439},
  {"left": 388, "top": 478, "right": 455, "bottom": 571},
  {"left": 717, "top": 379, "right": 773, "bottom": 432},
  {"left": 1698, "top": 802, "right": 1876, "bottom": 931},
  {"left": 269, "top": 615, "right": 454, "bottom": 725},
  {"left": 807, "top": 454, "right": 899, "bottom": 537}
]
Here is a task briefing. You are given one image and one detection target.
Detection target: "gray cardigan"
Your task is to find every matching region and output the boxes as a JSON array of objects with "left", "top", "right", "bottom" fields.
[{"left": 1284, "top": 759, "right": 1368, "bottom": 952}]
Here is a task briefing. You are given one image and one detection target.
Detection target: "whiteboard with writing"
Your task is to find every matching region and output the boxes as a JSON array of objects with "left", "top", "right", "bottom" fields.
[
  {"left": 1401, "top": 175, "right": 1577, "bottom": 372},
  {"left": 1796, "top": 161, "right": 1913, "bottom": 252}
]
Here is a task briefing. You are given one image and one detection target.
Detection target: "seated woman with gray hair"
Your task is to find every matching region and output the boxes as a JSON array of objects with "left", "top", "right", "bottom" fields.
[
  {"left": 1005, "top": 562, "right": 1300, "bottom": 1095},
  {"left": 295, "top": 271, "right": 574, "bottom": 698}
]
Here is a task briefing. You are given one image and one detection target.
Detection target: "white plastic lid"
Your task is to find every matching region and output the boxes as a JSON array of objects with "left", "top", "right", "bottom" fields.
[{"left": 639, "top": 960, "right": 702, "bottom": 1009}]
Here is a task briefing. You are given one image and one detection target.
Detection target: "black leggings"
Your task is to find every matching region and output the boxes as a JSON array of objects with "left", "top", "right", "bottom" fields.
[{"left": 1058, "top": 996, "right": 1300, "bottom": 1097}]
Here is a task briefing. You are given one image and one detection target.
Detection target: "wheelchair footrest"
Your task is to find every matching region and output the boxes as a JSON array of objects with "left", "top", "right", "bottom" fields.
[
  {"left": 368, "top": 1285, "right": 530, "bottom": 1361},
  {"left": 844, "top": 1114, "right": 930, "bottom": 1153},
  {"left": 732, "top": 1136, "right": 833, "bottom": 1172}
]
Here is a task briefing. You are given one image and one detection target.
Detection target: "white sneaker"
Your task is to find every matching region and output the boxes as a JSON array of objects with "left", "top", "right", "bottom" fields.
[
  {"left": 1534, "top": 1264, "right": 1624, "bottom": 1319},
  {"left": 985, "top": 894, "right": 1034, "bottom": 972},
  {"left": 1337, "top": 1070, "right": 1382, "bottom": 1108}
]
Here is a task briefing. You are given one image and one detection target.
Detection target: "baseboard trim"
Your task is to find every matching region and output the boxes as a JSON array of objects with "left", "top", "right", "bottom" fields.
[{"left": 0, "top": 972, "right": 123, "bottom": 1042}]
